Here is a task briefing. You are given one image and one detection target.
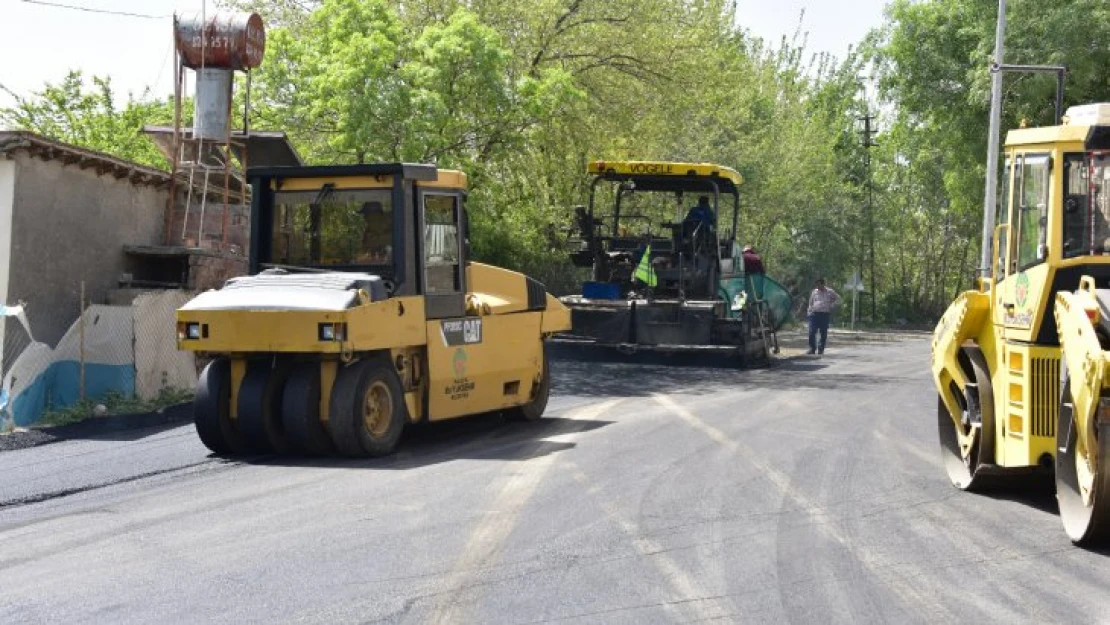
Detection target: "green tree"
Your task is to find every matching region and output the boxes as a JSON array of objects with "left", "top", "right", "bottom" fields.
[
  {"left": 868, "top": 0, "right": 1110, "bottom": 321},
  {"left": 1, "top": 71, "right": 176, "bottom": 169},
  {"left": 243, "top": 0, "right": 589, "bottom": 287},
  {"left": 248, "top": 0, "right": 580, "bottom": 165},
  {"left": 8, "top": 0, "right": 878, "bottom": 306}
]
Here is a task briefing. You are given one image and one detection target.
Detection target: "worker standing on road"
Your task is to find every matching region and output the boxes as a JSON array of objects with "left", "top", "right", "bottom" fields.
[{"left": 806, "top": 277, "right": 840, "bottom": 355}]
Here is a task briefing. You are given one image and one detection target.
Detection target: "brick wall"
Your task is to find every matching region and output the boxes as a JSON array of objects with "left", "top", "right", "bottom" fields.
[
  {"left": 167, "top": 202, "right": 250, "bottom": 255},
  {"left": 188, "top": 254, "right": 249, "bottom": 292}
]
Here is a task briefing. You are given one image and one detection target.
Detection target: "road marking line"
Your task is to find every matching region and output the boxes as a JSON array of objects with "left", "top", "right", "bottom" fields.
[
  {"left": 429, "top": 399, "right": 622, "bottom": 625},
  {"left": 568, "top": 463, "right": 734, "bottom": 623},
  {"left": 650, "top": 392, "right": 961, "bottom": 621},
  {"left": 873, "top": 428, "right": 940, "bottom": 468},
  {"left": 652, "top": 394, "right": 810, "bottom": 511},
  {"left": 540, "top": 399, "right": 622, "bottom": 443}
]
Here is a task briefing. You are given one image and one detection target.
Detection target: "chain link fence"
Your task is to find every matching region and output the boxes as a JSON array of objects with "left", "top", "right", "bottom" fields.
[
  {"left": 1, "top": 287, "right": 196, "bottom": 429},
  {"left": 133, "top": 291, "right": 198, "bottom": 399}
]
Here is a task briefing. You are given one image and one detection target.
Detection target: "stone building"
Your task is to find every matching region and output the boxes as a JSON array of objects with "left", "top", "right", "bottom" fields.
[{"left": 0, "top": 131, "right": 250, "bottom": 366}]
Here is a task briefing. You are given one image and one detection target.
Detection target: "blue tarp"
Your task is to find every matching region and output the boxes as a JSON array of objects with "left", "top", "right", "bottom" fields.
[
  {"left": 10, "top": 362, "right": 135, "bottom": 426},
  {"left": 3, "top": 304, "right": 136, "bottom": 426}
]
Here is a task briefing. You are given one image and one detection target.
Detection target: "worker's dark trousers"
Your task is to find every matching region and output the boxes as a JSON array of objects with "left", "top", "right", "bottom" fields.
[{"left": 808, "top": 312, "right": 830, "bottom": 353}]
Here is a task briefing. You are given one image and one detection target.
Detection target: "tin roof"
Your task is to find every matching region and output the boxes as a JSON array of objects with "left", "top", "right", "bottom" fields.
[
  {"left": 141, "top": 125, "right": 303, "bottom": 168},
  {"left": 0, "top": 130, "right": 172, "bottom": 188}
]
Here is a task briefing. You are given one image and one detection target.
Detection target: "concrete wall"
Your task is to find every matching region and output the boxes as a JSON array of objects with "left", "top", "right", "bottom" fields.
[
  {"left": 6, "top": 153, "right": 169, "bottom": 348},
  {"left": 0, "top": 160, "right": 15, "bottom": 372}
]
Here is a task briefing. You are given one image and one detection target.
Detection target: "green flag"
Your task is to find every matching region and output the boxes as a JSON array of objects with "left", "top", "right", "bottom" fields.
[{"left": 634, "top": 244, "right": 657, "bottom": 287}]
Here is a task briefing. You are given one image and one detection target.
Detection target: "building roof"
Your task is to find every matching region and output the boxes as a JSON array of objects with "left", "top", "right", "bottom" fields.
[
  {"left": 0, "top": 130, "right": 172, "bottom": 188},
  {"left": 142, "top": 126, "right": 304, "bottom": 168}
]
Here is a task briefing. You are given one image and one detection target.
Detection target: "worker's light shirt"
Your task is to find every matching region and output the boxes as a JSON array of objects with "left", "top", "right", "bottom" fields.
[{"left": 808, "top": 288, "right": 841, "bottom": 314}]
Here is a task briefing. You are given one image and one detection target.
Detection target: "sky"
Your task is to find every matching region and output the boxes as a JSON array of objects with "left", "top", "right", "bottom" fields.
[
  {"left": 0, "top": 0, "right": 206, "bottom": 108},
  {"left": 0, "top": 0, "right": 891, "bottom": 109},
  {"left": 735, "top": 0, "right": 890, "bottom": 58}
]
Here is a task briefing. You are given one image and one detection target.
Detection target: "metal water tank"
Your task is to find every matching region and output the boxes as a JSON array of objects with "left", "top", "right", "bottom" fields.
[
  {"left": 175, "top": 12, "right": 265, "bottom": 71},
  {"left": 193, "top": 68, "right": 232, "bottom": 141}
]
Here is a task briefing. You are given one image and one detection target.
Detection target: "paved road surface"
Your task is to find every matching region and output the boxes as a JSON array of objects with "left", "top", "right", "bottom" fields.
[{"left": 1, "top": 339, "right": 1108, "bottom": 624}]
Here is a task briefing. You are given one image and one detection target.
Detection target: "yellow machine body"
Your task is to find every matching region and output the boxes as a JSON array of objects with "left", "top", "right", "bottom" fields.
[
  {"left": 931, "top": 103, "right": 1110, "bottom": 544},
  {"left": 176, "top": 163, "right": 570, "bottom": 457}
]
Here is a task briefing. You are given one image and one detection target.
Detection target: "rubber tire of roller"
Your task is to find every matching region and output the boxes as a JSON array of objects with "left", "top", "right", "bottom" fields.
[
  {"left": 509, "top": 347, "right": 550, "bottom": 422},
  {"left": 329, "top": 358, "right": 406, "bottom": 457},
  {"left": 194, "top": 358, "right": 245, "bottom": 455},
  {"left": 237, "top": 361, "right": 292, "bottom": 454},
  {"left": 281, "top": 362, "right": 335, "bottom": 456}
]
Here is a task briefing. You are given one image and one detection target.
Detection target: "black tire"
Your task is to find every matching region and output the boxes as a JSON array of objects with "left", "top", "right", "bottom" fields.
[
  {"left": 194, "top": 358, "right": 244, "bottom": 455},
  {"left": 937, "top": 348, "right": 996, "bottom": 491},
  {"left": 237, "top": 361, "right": 292, "bottom": 454},
  {"left": 328, "top": 361, "right": 368, "bottom": 457},
  {"left": 329, "top": 357, "right": 406, "bottom": 457},
  {"left": 509, "top": 346, "right": 550, "bottom": 422},
  {"left": 281, "top": 363, "right": 335, "bottom": 456},
  {"left": 966, "top": 348, "right": 995, "bottom": 468},
  {"left": 1056, "top": 364, "right": 1110, "bottom": 545}
]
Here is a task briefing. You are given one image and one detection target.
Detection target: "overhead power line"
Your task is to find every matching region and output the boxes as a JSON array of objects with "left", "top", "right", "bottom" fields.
[{"left": 20, "top": 0, "right": 169, "bottom": 19}]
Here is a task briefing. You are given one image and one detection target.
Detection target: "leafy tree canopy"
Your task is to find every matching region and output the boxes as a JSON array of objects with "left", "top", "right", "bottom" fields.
[{"left": 1, "top": 71, "right": 176, "bottom": 169}]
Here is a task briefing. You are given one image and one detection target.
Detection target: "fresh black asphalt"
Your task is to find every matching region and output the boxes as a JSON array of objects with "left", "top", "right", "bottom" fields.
[{"left": 1, "top": 338, "right": 1107, "bottom": 624}]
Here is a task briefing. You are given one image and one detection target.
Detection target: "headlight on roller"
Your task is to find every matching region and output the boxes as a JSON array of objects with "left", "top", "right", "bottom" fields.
[
  {"left": 178, "top": 322, "right": 203, "bottom": 340},
  {"left": 318, "top": 322, "right": 347, "bottom": 342}
]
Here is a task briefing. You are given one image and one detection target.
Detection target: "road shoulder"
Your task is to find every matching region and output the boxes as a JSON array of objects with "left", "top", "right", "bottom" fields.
[{"left": 0, "top": 402, "right": 191, "bottom": 453}]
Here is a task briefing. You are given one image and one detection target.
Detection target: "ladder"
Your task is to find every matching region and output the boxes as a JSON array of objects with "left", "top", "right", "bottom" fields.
[{"left": 747, "top": 275, "right": 780, "bottom": 355}]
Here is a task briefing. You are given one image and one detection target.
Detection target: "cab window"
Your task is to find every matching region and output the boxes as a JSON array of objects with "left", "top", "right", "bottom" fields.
[
  {"left": 424, "top": 194, "right": 461, "bottom": 293},
  {"left": 996, "top": 157, "right": 1012, "bottom": 278},
  {"left": 271, "top": 189, "right": 393, "bottom": 267},
  {"left": 1089, "top": 153, "right": 1110, "bottom": 254},
  {"left": 1014, "top": 154, "right": 1050, "bottom": 270},
  {"left": 1063, "top": 154, "right": 1089, "bottom": 257},
  {"left": 1064, "top": 152, "right": 1110, "bottom": 256}
]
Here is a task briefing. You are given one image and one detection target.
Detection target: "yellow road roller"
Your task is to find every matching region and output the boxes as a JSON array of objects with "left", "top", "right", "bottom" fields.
[
  {"left": 176, "top": 163, "right": 570, "bottom": 457},
  {"left": 932, "top": 103, "right": 1110, "bottom": 545}
]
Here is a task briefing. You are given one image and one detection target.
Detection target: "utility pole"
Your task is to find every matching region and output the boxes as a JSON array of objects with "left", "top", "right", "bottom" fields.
[
  {"left": 980, "top": 0, "right": 1007, "bottom": 279},
  {"left": 859, "top": 112, "right": 878, "bottom": 320}
]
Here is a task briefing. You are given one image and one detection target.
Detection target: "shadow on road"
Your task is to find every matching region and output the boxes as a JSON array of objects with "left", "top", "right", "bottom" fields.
[
  {"left": 551, "top": 352, "right": 901, "bottom": 397},
  {"left": 977, "top": 477, "right": 1110, "bottom": 556},
  {"left": 244, "top": 412, "right": 614, "bottom": 471},
  {"left": 979, "top": 474, "right": 1059, "bottom": 516}
]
